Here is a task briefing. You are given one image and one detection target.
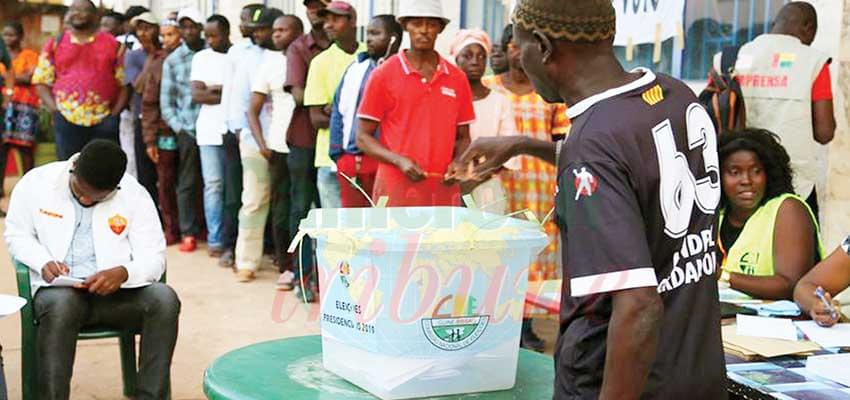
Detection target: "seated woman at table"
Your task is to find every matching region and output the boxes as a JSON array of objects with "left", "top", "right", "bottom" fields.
[
  {"left": 717, "top": 128, "right": 825, "bottom": 300},
  {"left": 794, "top": 235, "right": 850, "bottom": 327}
]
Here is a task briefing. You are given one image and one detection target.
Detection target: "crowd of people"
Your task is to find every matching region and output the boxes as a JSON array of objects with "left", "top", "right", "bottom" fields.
[{"left": 1, "top": 0, "right": 849, "bottom": 398}]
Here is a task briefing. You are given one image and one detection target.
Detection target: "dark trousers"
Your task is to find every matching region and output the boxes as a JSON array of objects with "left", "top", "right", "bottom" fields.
[
  {"left": 0, "top": 343, "right": 7, "bottom": 400},
  {"left": 287, "top": 145, "right": 319, "bottom": 282},
  {"left": 157, "top": 148, "right": 180, "bottom": 244},
  {"left": 176, "top": 133, "right": 201, "bottom": 237},
  {"left": 270, "top": 151, "right": 292, "bottom": 272},
  {"left": 134, "top": 120, "right": 158, "bottom": 205},
  {"left": 806, "top": 188, "right": 820, "bottom": 225},
  {"left": 221, "top": 133, "right": 242, "bottom": 250},
  {"left": 53, "top": 112, "right": 119, "bottom": 161},
  {"left": 33, "top": 284, "right": 180, "bottom": 400}
]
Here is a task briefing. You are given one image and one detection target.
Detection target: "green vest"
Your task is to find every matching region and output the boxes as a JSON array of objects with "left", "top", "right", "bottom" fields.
[{"left": 719, "top": 193, "right": 825, "bottom": 276}]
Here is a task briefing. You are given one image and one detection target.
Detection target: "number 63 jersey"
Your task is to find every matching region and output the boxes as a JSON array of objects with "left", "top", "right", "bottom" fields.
[{"left": 554, "top": 69, "right": 726, "bottom": 399}]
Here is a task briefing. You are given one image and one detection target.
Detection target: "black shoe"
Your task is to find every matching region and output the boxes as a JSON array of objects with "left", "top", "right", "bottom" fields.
[
  {"left": 218, "top": 249, "right": 235, "bottom": 269},
  {"left": 294, "top": 285, "right": 315, "bottom": 303},
  {"left": 521, "top": 328, "right": 546, "bottom": 352}
]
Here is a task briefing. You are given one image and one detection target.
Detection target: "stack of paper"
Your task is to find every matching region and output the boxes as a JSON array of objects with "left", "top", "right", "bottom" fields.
[
  {"left": 737, "top": 315, "right": 799, "bottom": 341},
  {"left": 806, "top": 354, "right": 850, "bottom": 387},
  {"left": 722, "top": 325, "right": 820, "bottom": 360},
  {"left": 744, "top": 301, "right": 801, "bottom": 317},
  {"left": 0, "top": 294, "right": 26, "bottom": 318},
  {"left": 795, "top": 321, "right": 850, "bottom": 348}
]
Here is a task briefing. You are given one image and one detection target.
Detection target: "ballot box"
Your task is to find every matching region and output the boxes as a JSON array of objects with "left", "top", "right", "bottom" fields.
[{"left": 297, "top": 207, "right": 548, "bottom": 400}]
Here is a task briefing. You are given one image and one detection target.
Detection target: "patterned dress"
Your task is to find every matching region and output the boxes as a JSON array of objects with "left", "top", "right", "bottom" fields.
[{"left": 483, "top": 74, "right": 570, "bottom": 281}]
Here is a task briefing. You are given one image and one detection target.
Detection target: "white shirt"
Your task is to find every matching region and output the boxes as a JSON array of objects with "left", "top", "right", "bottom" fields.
[
  {"left": 471, "top": 90, "right": 520, "bottom": 170},
  {"left": 190, "top": 48, "right": 233, "bottom": 145},
  {"left": 4, "top": 156, "right": 166, "bottom": 294},
  {"left": 247, "top": 50, "right": 294, "bottom": 153},
  {"left": 227, "top": 41, "right": 265, "bottom": 136}
]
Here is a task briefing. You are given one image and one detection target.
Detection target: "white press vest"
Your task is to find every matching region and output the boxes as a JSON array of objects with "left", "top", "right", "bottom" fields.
[{"left": 735, "top": 34, "right": 829, "bottom": 199}]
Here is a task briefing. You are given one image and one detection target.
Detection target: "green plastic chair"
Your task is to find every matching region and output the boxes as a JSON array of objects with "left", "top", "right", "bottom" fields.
[{"left": 14, "top": 259, "right": 168, "bottom": 400}]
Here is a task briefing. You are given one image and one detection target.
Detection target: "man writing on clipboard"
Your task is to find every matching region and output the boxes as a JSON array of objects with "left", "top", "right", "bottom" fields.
[
  {"left": 4, "top": 140, "right": 180, "bottom": 399},
  {"left": 447, "top": 0, "right": 727, "bottom": 398}
]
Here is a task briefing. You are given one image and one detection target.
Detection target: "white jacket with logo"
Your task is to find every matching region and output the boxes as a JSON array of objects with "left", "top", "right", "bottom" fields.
[{"left": 4, "top": 157, "right": 166, "bottom": 294}]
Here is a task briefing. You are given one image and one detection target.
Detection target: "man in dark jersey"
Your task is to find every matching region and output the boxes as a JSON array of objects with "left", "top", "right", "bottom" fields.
[{"left": 447, "top": 0, "right": 727, "bottom": 398}]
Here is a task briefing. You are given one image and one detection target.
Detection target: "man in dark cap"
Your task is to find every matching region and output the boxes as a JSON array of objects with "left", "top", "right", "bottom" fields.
[{"left": 449, "top": 0, "right": 726, "bottom": 398}]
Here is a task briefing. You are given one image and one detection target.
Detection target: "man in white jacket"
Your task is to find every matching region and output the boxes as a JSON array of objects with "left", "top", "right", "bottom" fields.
[{"left": 4, "top": 139, "right": 179, "bottom": 400}]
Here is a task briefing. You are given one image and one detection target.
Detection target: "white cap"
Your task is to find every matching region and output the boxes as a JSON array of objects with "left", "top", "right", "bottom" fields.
[
  {"left": 177, "top": 7, "right": 203, "bottom": 25},
  {"left": 396, "top": 0, "right": 449, "bottom": 25},
  {"left": 130, "top": 11, "right": 158, "bottom": 26}
]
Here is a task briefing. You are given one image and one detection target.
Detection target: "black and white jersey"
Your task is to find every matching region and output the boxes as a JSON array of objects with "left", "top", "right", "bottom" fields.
[{"left": 554, "top": 69, "right": 726, "bottom": 399}]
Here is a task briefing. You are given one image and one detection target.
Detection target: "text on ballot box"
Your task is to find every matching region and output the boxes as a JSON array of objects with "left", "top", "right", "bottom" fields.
[{"left": 297, "top": 206, "right": 548, "bottom": 399}]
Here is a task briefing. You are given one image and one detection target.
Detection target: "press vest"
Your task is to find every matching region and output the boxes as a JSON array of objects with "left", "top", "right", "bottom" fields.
[
  {"left": 735, "top": 34, "right": 829, "bottom": 199},
  {"left": 719, "top": 193, "right": 825, "bottom": 277}
]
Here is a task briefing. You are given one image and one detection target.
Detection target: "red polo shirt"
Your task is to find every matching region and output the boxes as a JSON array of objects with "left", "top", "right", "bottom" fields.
[{"left": 357, "top": 51, "right": 475, "bottom": 206}]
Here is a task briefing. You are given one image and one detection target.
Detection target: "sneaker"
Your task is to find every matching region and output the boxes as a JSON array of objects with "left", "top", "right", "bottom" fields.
[
  {"left": 178, "top": 236, "right": 197, "bottom": 252},
  {"left": 276, "top": 271, "right": 296, "bottom": 291},
  {"left": 219, "top": 249, "right": 235, "bottom": 269},
  {"left": 235, "top": 269, "right": 255, "bottom": 282},
  {"left": 208, "top": 246, "right": 224, "bottom": 258},
  {"left": 293, "top": 285, "right": 315, "bottom": 303}
]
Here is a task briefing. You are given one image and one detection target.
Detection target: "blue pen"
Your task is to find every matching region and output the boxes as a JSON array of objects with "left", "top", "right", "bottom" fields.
[{"left": 814, "top": 286, "right": 839, "bottom": 320}]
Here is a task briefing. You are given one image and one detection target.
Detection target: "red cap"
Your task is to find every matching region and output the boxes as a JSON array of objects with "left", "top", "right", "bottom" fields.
[{"left": 318, "top": 1, "right": 355, "bottom": 17}]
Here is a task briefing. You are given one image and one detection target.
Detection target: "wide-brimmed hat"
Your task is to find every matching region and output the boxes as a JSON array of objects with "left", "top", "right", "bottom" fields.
[{"left": 396, "top": 0, "right": 449, "bottom": 25}]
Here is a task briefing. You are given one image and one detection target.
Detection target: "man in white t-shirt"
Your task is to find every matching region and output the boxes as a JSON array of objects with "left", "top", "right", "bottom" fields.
[
  {"left": 246, "top": 14, "right": 303, "bottom": 288},
  {"left": 190, "top": 14, "right": 233, "bottom": 257},
  {"left": 233, "top": 7, "right": 286, "bottom": 282}
]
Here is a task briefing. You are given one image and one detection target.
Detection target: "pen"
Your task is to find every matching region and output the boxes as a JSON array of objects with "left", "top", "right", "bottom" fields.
[{"left": 814, "top": 286, "right": 839, "bottom": 320}]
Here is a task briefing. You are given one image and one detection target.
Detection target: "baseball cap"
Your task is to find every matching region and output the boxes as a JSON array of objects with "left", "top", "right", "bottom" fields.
[
  {"left": 318, "top": 1, "right": 355, "bottom": 17},
  {"left": 250, "top": 7, "right": 285, "bottom": 28},
  {"left": 177, "top": 7, "right": 203, "bottom": 25},
  {"left": 130, "top": 11, "right": 158, "bottom": 26}
]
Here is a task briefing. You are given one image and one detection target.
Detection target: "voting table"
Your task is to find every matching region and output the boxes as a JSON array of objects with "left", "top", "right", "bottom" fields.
[
  {"left": 203, "top": 335, "right": 554, "bottom": 399},
  {"left": 525, "top": 279, "right": 850, "bottom": 400}
]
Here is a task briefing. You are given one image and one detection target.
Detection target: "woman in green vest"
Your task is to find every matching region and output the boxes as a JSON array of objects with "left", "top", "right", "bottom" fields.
[{"left": 718, "top": 128, "right": 825, "bottom": 300}]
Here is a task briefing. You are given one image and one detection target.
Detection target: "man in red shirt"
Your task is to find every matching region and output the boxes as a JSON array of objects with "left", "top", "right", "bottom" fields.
[
  {"left": 356, "top": 0, "right": 474, "bottom": 207},
  {"left": 33, "top": 0, "right": 128, "bottom": 160}
]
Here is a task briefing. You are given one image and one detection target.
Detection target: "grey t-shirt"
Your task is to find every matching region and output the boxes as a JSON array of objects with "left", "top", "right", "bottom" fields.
[{"left": 64, "top": 199, "right": 97, "bottom": 279}]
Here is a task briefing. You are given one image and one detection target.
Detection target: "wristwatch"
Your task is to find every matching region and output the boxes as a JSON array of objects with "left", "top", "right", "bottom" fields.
[{"left": 842, "top": 235, "right": 850, "bottom": 255}]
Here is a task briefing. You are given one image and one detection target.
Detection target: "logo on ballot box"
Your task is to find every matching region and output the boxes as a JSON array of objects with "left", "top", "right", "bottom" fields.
[{"left": 421, "top": 315, "right": 489, "bottom": 351}]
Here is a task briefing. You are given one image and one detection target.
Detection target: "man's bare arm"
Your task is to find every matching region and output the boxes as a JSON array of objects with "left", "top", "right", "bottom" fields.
[
  {"left": 35, "top": 84, "right": 57, "bottom": 112},
  {"left": 191, "top": 81, "right": 222, "bottom": 105},
  {"left": 812, "top": 100, "right": 835, "bottom": 145},
  {"left": 309, "top": 106, "right": 330, "bottom": 130},
  {"left": 357, "top": 118, "right": 425, "bottom": 181},
  {"left": 599, "top": 286, "right": 663, "bottom": 400}
]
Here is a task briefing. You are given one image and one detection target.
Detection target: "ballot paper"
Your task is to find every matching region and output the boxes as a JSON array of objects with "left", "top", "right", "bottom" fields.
[
  {"left": 795, "top": 321, "right": 850, "bottom": 348},
  {"left": 737, "top": 314, "right": 799, "bottom": 341},
  {"left": 51, "top": 275, "right": 84, "bottom": 287},
  {"left": 0, "top": 294, "right": 26, "bottom": 317},
  {"left": 744, "top": 301, "right": 801, "bottom": 317},
  {"left": 806, "top": 354, "right": 850, "bottom": 387},
  {"left": 722, "top": 325, "right": 820, "bottom": 359},
  {"left": 720, "top": 287, "right": 763, "bottom": 304}
]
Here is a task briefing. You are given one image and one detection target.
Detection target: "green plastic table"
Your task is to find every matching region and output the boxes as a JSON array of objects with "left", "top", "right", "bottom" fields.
[{"left": 203, "top": 335, "right": 554, "bottom": 399}]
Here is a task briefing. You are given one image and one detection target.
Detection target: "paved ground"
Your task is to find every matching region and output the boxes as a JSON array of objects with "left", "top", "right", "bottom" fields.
[{"left": 0, "top": 178, "right": 558, "bottom": 399}]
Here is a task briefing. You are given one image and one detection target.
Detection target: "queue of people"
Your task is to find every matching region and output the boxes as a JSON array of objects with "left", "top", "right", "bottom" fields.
[{"left": 0, "top": 0, "right": 849, "bottom": 398}]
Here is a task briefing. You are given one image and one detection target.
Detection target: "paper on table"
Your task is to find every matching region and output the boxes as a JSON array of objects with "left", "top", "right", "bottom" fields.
[
  {"left": 806, "top": 354, "right": 850, "bottom": 387},
  {"left": 720, "top": 287, "right": 763, "bottom": 304},
  {"left": 0, "top": 294, "right": 26, "bottom": 317},
  {"left": 51, "top": 275, "right": 85, "bottom": 287},
  {"left": 737, "top": 314, "right": 799, "bottom": 341},
  {"left": 722, "top": 325, "right": 820, "bottom": 358},
  {"left": 795, "top": 321, "right": 850, "bottom": 348}
]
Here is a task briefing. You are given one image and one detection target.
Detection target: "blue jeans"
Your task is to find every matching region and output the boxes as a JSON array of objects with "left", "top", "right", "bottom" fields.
[
  {"left": 317, "top": 166, "right": 341, "bottom": 209},
  {"left": 200, "top": 145, "right": 226, "bottom": 248}
]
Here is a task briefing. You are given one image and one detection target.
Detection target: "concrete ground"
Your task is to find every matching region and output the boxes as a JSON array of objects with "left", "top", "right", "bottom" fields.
[{"left": 0, "top": 178, "right": 558, "bottom": 399}]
